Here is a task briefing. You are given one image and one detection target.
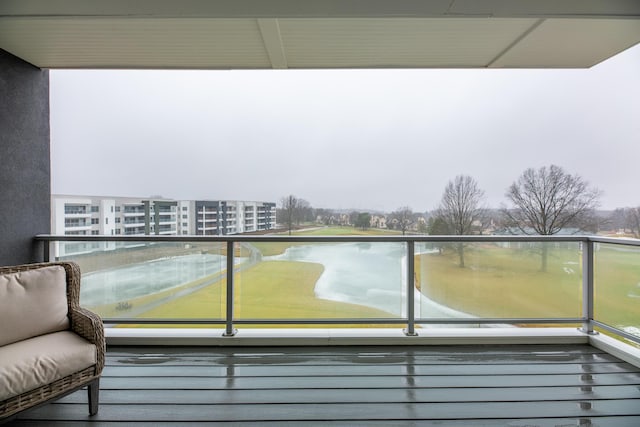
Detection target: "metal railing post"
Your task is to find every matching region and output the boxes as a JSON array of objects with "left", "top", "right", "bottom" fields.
[
  {"left": 223, "top": 240, "right": 237, "bottom": 336},
  {"left": 404, "top": 241, "right": 418, "bottom": 336},
  {"left": 580, "top": 239, "right": 596, "bottom": 335}
]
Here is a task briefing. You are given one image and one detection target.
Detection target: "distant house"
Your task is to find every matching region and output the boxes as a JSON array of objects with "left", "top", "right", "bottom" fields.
[{"left": 370, "top": 215, "right": 387, "bottom": 229}]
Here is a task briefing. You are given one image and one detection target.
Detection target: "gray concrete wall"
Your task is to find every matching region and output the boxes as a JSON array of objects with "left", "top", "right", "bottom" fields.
[{"left": 0, "top": 49, "right": 50, "bottom": 265}]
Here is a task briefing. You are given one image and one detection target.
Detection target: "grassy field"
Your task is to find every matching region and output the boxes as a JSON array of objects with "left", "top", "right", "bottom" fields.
[
  {"left": 294, "top": 226, "right": 400, "bottom": 236},
  {"left": 416, "top": 244, "right": 584, "bottom": 319},
  {"left": 593, "top": 245, "right": 640, "bottom": 330},
  {"left": 132, "top": 260, "right": 396, "bottom": 327},
  {"left": 416, "top": 243, "right": 639, "bottom": 330},
  {"left": 251, "top": 226, "right": 399, "bottom": 256}
]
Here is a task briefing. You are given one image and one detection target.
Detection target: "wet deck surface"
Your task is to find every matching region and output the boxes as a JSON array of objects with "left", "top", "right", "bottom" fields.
[{"left": 8, "top": 344, "right": 640, "bottom": 426}]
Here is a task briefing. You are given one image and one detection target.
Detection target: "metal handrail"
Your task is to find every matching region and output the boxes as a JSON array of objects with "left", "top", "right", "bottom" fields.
[{"left": 34, "top": 234, "right": 640, "bottom": 343}]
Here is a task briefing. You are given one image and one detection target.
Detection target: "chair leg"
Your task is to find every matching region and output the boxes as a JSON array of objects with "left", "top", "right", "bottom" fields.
[{"left": 88, "top": 379, "right": 100, "bottom": 416}]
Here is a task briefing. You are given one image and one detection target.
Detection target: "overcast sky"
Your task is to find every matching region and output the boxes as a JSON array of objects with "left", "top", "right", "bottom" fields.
[{"left": 50, "top": 43, "right": 640, "bottom": 213}]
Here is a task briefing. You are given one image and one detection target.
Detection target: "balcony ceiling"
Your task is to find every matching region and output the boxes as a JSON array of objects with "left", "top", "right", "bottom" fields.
[{"left": 1, "top": 0, "right": 640, "bottom": 70}]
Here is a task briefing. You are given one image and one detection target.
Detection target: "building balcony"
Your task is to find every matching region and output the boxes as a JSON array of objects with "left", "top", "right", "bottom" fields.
[
  {"left": 63, "top": 212, "right": 91, "bottom": 218},
  {"left": 197, "top": 226, "right": 218, "bottom": 232},
  {"left": 64, "top": 224, "right": 92, "bottom": 231},
  {"left": 28, "top": 234, "right": 640, "bottom": 424},
  {"left": 123, "top": 221, "right": 145, "bottom": 227},
  {"left": 197, "top": 216, "right": 218, "bottom": 221}
]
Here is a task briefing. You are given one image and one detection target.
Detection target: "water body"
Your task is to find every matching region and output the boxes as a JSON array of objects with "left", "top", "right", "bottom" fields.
[
  {"left": 80, "top": 253, "right": 234, "bottom": 306},
  {"left": 269, "top": 242, "right": 474, "bottom": 320},
  {"left": 269, "top": 242, "right": 406, "bottom": 315}
]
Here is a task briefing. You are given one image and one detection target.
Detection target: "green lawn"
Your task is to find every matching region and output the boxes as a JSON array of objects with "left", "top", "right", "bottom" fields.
[
  {"left": 134, "top": 260, "right": 395, "bottom": 327},
  {"left": 417, "top": 244, "right": 584, "bottom": 319},
  {"left": 251, "top": 226, "right": 399, "bottom": 256},
  {"left": 593, "top": 245, "right": 640, "bottom": 330},
  {"left": 415, "top": 243, "right": 639, "bottom": 330},
  {"left": 295, "top": 226, "right": 400, "bottom": 236}
]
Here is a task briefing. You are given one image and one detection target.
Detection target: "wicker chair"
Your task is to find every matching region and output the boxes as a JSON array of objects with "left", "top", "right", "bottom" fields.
[{"left": 0, "top": 262, "right": 105, "bottom": 422}]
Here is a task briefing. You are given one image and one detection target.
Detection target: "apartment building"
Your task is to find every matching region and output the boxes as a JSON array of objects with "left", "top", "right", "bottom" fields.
[
  {"left": 186, "top": 200, "right": 277, "bottom": 236},
  {"left": 52, "top": 195, "right": 276, "bottom": 237}
]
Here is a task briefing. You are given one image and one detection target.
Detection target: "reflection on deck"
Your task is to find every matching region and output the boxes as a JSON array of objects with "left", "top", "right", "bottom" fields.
[{"left": 11, "top": 344, "right": 640, "bottom": 426}]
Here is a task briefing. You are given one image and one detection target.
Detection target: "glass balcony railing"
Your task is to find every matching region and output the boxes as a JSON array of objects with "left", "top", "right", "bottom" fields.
[
  {"left": 34, "top": 234, "right": 640, "bottom": 344},
  {"left": 593, "top": 240, "right": 640, "bottom": 343}
]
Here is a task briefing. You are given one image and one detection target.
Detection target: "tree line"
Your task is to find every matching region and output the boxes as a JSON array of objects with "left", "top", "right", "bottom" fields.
[{"left": 279, "top": 164, "right": 612, "bottom": 271}]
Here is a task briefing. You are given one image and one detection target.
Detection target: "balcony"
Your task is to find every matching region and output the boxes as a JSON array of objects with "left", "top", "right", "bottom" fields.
[
  {"left": 2, "top": 236, "right": 640, "bottom": 427},
  {"left": 33, "top": 234, "right": 639, "bottom": 340},
  {"left": 13, "top": 234, "right": 640, "bottom": 424}
]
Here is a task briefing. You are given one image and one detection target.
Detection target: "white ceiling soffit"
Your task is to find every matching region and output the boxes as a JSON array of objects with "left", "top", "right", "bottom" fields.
[{"left": 1, "top": 0, "right": 640, "bottom": 69}]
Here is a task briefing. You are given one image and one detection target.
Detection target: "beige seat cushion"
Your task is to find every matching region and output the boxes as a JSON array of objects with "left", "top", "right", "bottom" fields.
[
  {"left": 0, "top": 265, "right": 70, "bottom": 347},
  {"left": 0, "top": 331, "right": 97, "bottom": 401}
]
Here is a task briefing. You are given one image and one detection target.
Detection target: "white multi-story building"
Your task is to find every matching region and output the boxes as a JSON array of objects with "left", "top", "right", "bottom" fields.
[
  {"left": 52, "top": 195, "right": 178, "bottom": 237},
  {"left": 52, "top": 195, "right": 276, "bottom": 237}
]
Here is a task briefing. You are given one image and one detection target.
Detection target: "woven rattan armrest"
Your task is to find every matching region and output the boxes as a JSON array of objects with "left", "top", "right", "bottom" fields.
[{"left": 70, "top": 307, "right": 105, "bottom": 374}]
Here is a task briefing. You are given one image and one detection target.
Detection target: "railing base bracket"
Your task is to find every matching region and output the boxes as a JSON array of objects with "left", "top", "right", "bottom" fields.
[
  {"left": 403, "top": 328, "right": 419, "bottom": 337},
  {"left": 222, "top": 329, "right": 238, "bottom": 337},
  {"left": 578, "top": 327, "right": 599, "bottom": 336}
]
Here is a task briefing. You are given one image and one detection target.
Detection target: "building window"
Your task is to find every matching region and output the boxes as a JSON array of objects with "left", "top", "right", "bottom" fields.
[
  {"left": 91, "top": 230, "right": 99, "bottom": 235},
  {"left": 91, "top": 206, "right": 99, "bottom": 213},
  {"left": 105, "top": 218, "right": 109, "bottom": 224},
  {"left": 115, "top": 206, "right": 121, "bottom": 212},
  {"left": 91, "top": 218, "right": 99, "bottom": 224},
  {"left": 182, "top": 214, "right": 188, "bottom": 219}
]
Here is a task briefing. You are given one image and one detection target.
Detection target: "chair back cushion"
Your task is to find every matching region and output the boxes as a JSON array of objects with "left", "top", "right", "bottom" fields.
[{"left": 0, "top": 265, "right": 70, "bottom": 346}]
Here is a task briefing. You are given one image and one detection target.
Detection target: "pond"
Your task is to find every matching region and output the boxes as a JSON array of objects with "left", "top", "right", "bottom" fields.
[
  {"left": 79, "top": 243, "right": 473, "bottom": 321},
  {"left": 80, "top": 253, "right": 234, "bottom": 306}
]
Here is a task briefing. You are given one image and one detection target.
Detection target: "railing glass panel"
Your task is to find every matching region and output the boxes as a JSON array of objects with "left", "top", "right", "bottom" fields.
[
  {"left": 54, "top": 240, "right": 226, "bottom": 323},
  {"left": 415, "top": 241, "right": 583, "bottom": 321},
  {"left": 234, "top": 241, "right": 404, "bottom": 324},
  {"left": 594, "top": 242, "right": 640, "bottom": 341}
]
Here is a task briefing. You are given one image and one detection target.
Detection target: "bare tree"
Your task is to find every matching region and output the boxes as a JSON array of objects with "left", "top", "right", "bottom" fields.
[
  {"left": 296, "top": 198, "right": 312, "bottom": 224},
  {"left": 626, "top": 207, "right": 640, "bottom": 238},
  {"left": 390, "top": 206, "right": 414, "bottom": 235},
  {"left": 279, "top": 194, "right": 299, "bottom": 235},
  {"left": 503, "top": 165, "right": 601, "bottom": 271},
  {"left": 434, "top": 175, "right": 485, "bottom": 267}
]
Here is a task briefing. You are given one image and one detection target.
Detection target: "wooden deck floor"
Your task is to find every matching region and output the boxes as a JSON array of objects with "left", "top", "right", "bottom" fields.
[{"left": 8, "top": 344, "right": 640, "bottom": 426}]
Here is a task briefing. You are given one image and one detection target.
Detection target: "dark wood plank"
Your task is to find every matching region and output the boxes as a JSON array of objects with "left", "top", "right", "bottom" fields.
[
  {"left": 57, "top": 384, "right": 640, "bottom": 404},
  {"left": 10, "top": 417, "right": 640, "bottom": 427},
  {"left": 98, "top": 372, "right": 640, "bottom": 389},
  {"left": 102, "top": 361, "right": 638, "bottom": 377},
  {"left": 17, "top": 400, "right": 640, "bottom": 421}
]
